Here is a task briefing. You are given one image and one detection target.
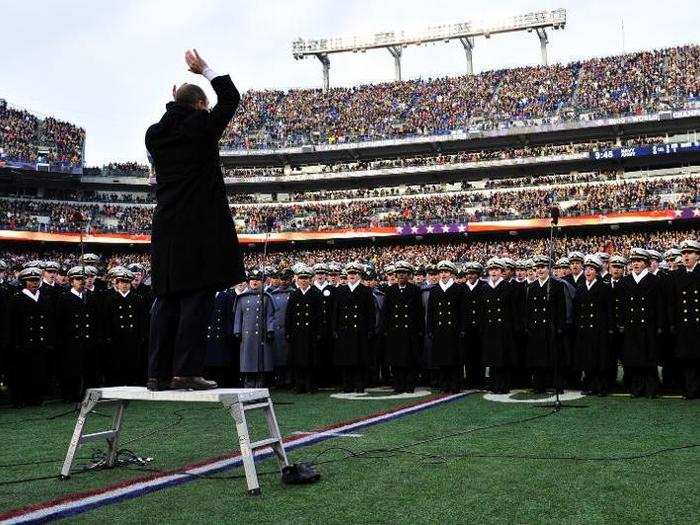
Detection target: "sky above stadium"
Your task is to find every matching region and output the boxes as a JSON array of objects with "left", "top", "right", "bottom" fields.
[{"left": 0, "top": 0, "right": 697, "bottom": 166}]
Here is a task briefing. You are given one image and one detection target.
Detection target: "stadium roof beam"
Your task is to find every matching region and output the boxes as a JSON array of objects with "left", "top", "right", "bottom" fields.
[
  {"left": 292, "top": 9, "right": 566, "bottom": 90},
  {"left": 459, "top": 37, "right": 475, "bottom": 75}
]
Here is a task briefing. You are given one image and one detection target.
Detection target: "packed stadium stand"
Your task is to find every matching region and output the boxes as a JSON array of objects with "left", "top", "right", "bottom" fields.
[
  {"left": 0, "top": 99, "right": 85, "bottom": 172},
  {"left": 0, "top": 44, "right": 698, "bottom": 267}
]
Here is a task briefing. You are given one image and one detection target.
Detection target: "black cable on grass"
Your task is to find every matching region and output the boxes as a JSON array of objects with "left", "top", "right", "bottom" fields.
[
  {"left": 303, "top": 408, "right": 558, "bottom": 466},
  {"left": 0, "top": 405, "right": 111, "bottom": 428},
  {"left": 119, "top": 408, "right": 189, "bottom": 447},
  {"left": 0, "top": 408, "right": 192, "bottom": 473},
  {"left": 0, "top": 474, "right": 64, "bottom": 486},
  {"left": 0, "top": 464, "right": 97, "bottom": 488},
  {"left": 432, "top": 443, "right": 700, "bottom": 463},
  {"left": 2, "top": 400, "right": 696, "bottom": 487},
  {"left": 299, "top": 409, "right": 698, "bottom": 469},
  {"left": 306, "top": 443, "right": 700, "bottom": 468}
]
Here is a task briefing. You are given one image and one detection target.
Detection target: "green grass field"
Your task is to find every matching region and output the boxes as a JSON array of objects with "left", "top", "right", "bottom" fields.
[{"left": 1, "top": 391, "right": 698, "bottom": 524}]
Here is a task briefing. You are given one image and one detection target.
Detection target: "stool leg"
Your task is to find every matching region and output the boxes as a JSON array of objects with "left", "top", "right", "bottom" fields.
[
  {"left": 225, "top": 399, "right": 261, "bottom": 495},
  {"left": 106, "top": 401, "right": 128, "bottom": 467},
  {"left": 60, "top": 391, "right": 100, "bottom": 478},
  {"left": 264, "top": 399, "right": 289, "bottom": 470}
]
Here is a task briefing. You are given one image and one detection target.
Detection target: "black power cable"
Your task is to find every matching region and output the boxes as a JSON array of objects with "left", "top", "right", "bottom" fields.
[
  {"left": 298, "top": 407, "right": 698, "bottom": 470},
  {"left": 0, "top": 408, "right": 193, "bottom": 477},
  {"left": 2, "top": 402, "right": 697, "bottom": 489},
  {"left": 0, "top": 405, "right": 110, "bottom": 428}
]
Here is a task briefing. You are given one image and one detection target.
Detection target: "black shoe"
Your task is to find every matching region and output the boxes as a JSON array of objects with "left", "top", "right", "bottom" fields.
[
  {"left": 170, "top": 376, "right": 218, "bottom": 390},
  {"left": 146, "top": 378, "right": 171, "bottom": 391}
]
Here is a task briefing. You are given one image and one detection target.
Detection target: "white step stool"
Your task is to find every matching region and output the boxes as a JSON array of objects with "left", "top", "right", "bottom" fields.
[{"left": 60, "top": 387, "right": 289, "bottom": 495}]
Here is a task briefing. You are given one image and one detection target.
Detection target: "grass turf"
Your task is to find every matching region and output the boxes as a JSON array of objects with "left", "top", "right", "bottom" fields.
[{"left": 1, "top": 392, "right": 698, "bottom": 524}]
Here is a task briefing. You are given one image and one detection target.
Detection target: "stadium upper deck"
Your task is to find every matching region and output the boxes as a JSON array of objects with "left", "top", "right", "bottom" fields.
[
  {"left": 0, "top": 99, "right": 85, "bottom": 172},
  {"left": 220, "top": 44, "right": 699, "bottom": 166}
]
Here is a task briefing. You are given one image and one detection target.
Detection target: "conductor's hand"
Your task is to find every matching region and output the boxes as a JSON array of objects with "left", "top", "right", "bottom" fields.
[{"left": 185, "top": 49, "right": 208, "bottom": 75}]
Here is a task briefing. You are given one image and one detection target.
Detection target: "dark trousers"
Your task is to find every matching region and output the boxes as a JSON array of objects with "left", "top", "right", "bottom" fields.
[
  {"left": 293, "top": 367, "right": 315, "bottom": 393},
  {"left": 465, "top": 341, "right": 483, "bottom": 388},
  {"left": 273, "top": 365, "right": 291, "bottom": 388},
  {"left": 530, "top": 367, "right": 549, "bottom": 393},
  {"left": 243, "top": 372, "right": 268, "bottom": 388},
  {"left": 341, "top": 366, "right": 365, "bottom": 393},
  {"left": 105, "top": 344, "right": 142, "bottom": 387},
  {"left": 626, "top": 366, "right": 659, "bottom": 398},
  {"left": 205, "top": 364, "right": 240, "bottom": 388},
  {"left": 584, "top": 367, "right": 612, "bottom": 396},
  {"left": 8, "top": 348, "right": 48, "bottom": 407},
  {"left": 490, "top": 366, "right": 511, "bottom": 394},
  {"left": 316, "top": 335, "right": 336, "bottom": 387},
  {"left": 438, "top": 366, "right": 461, "bottom": 393},
  {"left": 681, "top": 360, "right": 699, "bottom": 399},
  {"left": 149, "top": 289, "right": 215, "bottom": 380},
  {"left": 661, "top": 355, "right": 681, "bottom": 391},
  {"left": 392, "top": 366, "right": 416, "bottom": 393},
  {"left": 59, "top": 347, "right": 98, "bottom": 402}
]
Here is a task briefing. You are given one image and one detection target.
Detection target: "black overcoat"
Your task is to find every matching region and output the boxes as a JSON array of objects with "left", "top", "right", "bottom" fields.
[
  {"left": 426, "top": 283, "right": 463, "bottom": 367},
  {"left": 524, "top": 278, "right": 567, "bottom": 368},
  {"left": 5, "top": 290, "right": 56, "bottom": 400},
  {"left": 420, "top": 283, "right": 434, "bottom": 368},
  {"left": 102, "top": 289, "right": 148, "bottom": 384},
  {"left": 478, "top": 280, "right": 516, "bottom": 367},
  {"left": 460, "top": 281, "right": 484, "bottom": 364},
  {"left": 668, "top": 264, "right": 700, "bottom": 360},
  {"left": 383, "top": 283, "right": 424, "bottom": 367},
  {"left": 0, "top": 282, "right": 9, "bottom": 376},
  {"left": 619, "top": 272, "right": 664, "bottom": 367},
  {"left": 285, "top": 287, "right": 322, "bottom": 367},
  {"left": 572, "top": 280, "right": 614, "bottom": 371},
  {"left": 146, "top": 75, "right": 245, "bottom": 295},
  {"left": 56, "top": 290, "right": 102, "bottom": 380},
  {"left": 332, "top": 284, "right": 376, "bottom": 367},
  {"left": 205, "top": 289, "right": 236, "bottom": 367}
]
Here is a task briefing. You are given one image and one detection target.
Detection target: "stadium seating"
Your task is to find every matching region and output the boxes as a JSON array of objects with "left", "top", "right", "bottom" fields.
[
  {"left": 220, "top": 45, "right": 699, "bottom": 150},
  {"left": 0, "top": 229, "right": 696, "bottom": 274},
  {"left": 0, "top": 171, "right": 696, "bottom": 234},
  {"left": 0, "top": 98, "right": 85, "bottom": 166}
]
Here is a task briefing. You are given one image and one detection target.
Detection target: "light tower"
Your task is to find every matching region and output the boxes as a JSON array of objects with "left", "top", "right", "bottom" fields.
[{"left": 292, "top": 9, "right": 567, "bottom": 91}]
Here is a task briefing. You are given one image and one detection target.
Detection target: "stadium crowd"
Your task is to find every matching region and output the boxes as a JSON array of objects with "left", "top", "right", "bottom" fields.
[
  {"left": 1, "top": 174, "right": 695, "bottom": 234},
  {"left": 572, "top": 46, "right": 700, "bottom": 120},
  {"left": 0, "top": 100, "right": 40, "bottom": 163},
  {"left": 101, "top": 162, "right": 150, "bottom": 177},
  {"left": 221, "top": 134, "right": 670, "bottom": 181},
  {"left": 0, "top": 229, "right": 698, "bottom": 404},
  {"left": 220, "top": 46, "right": 698, "bottom": 150},
  {"left": 0, "top": 230, "right": 695, "bottom": 279},
  {"left": 0, "top": 98, "right": 84, "bottom": 166}
]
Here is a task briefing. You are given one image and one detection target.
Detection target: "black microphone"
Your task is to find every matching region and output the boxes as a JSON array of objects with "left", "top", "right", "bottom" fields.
[
  {"left": 265, "top": 215, "right": 275, "bottom": 233},
  {"left": 550, "top": 206, "right": 560, "bottom": 226}
]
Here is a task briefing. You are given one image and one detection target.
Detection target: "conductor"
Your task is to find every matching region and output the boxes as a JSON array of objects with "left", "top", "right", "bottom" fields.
[{"left": 145, "top": 49, "right": 246, "bottom": 391}]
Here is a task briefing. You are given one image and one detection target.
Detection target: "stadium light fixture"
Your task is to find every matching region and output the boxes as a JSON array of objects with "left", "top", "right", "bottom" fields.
[{"left": 292, "top": 9, "right": 567, "bottom": 90}]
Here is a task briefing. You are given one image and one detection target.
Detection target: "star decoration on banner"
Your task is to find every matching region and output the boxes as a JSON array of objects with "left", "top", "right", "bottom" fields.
[{"left": 398, "top": 223, "right": 468, "bottom": 235}]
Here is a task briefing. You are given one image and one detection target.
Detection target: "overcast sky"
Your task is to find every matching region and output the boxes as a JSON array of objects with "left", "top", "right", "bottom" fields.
[{"left": 1, "top": 0, "right": 697, "bottom": 166}]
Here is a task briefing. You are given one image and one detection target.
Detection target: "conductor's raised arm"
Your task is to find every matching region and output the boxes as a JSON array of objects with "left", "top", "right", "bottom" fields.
[{"left": 184, "top": 49, "right": 240, "bottom": 141}]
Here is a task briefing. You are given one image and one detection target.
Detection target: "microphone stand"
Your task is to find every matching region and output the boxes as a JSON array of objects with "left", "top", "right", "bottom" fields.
[{"left": 537, "top": 200, "right": 587, "bottom": 411}]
